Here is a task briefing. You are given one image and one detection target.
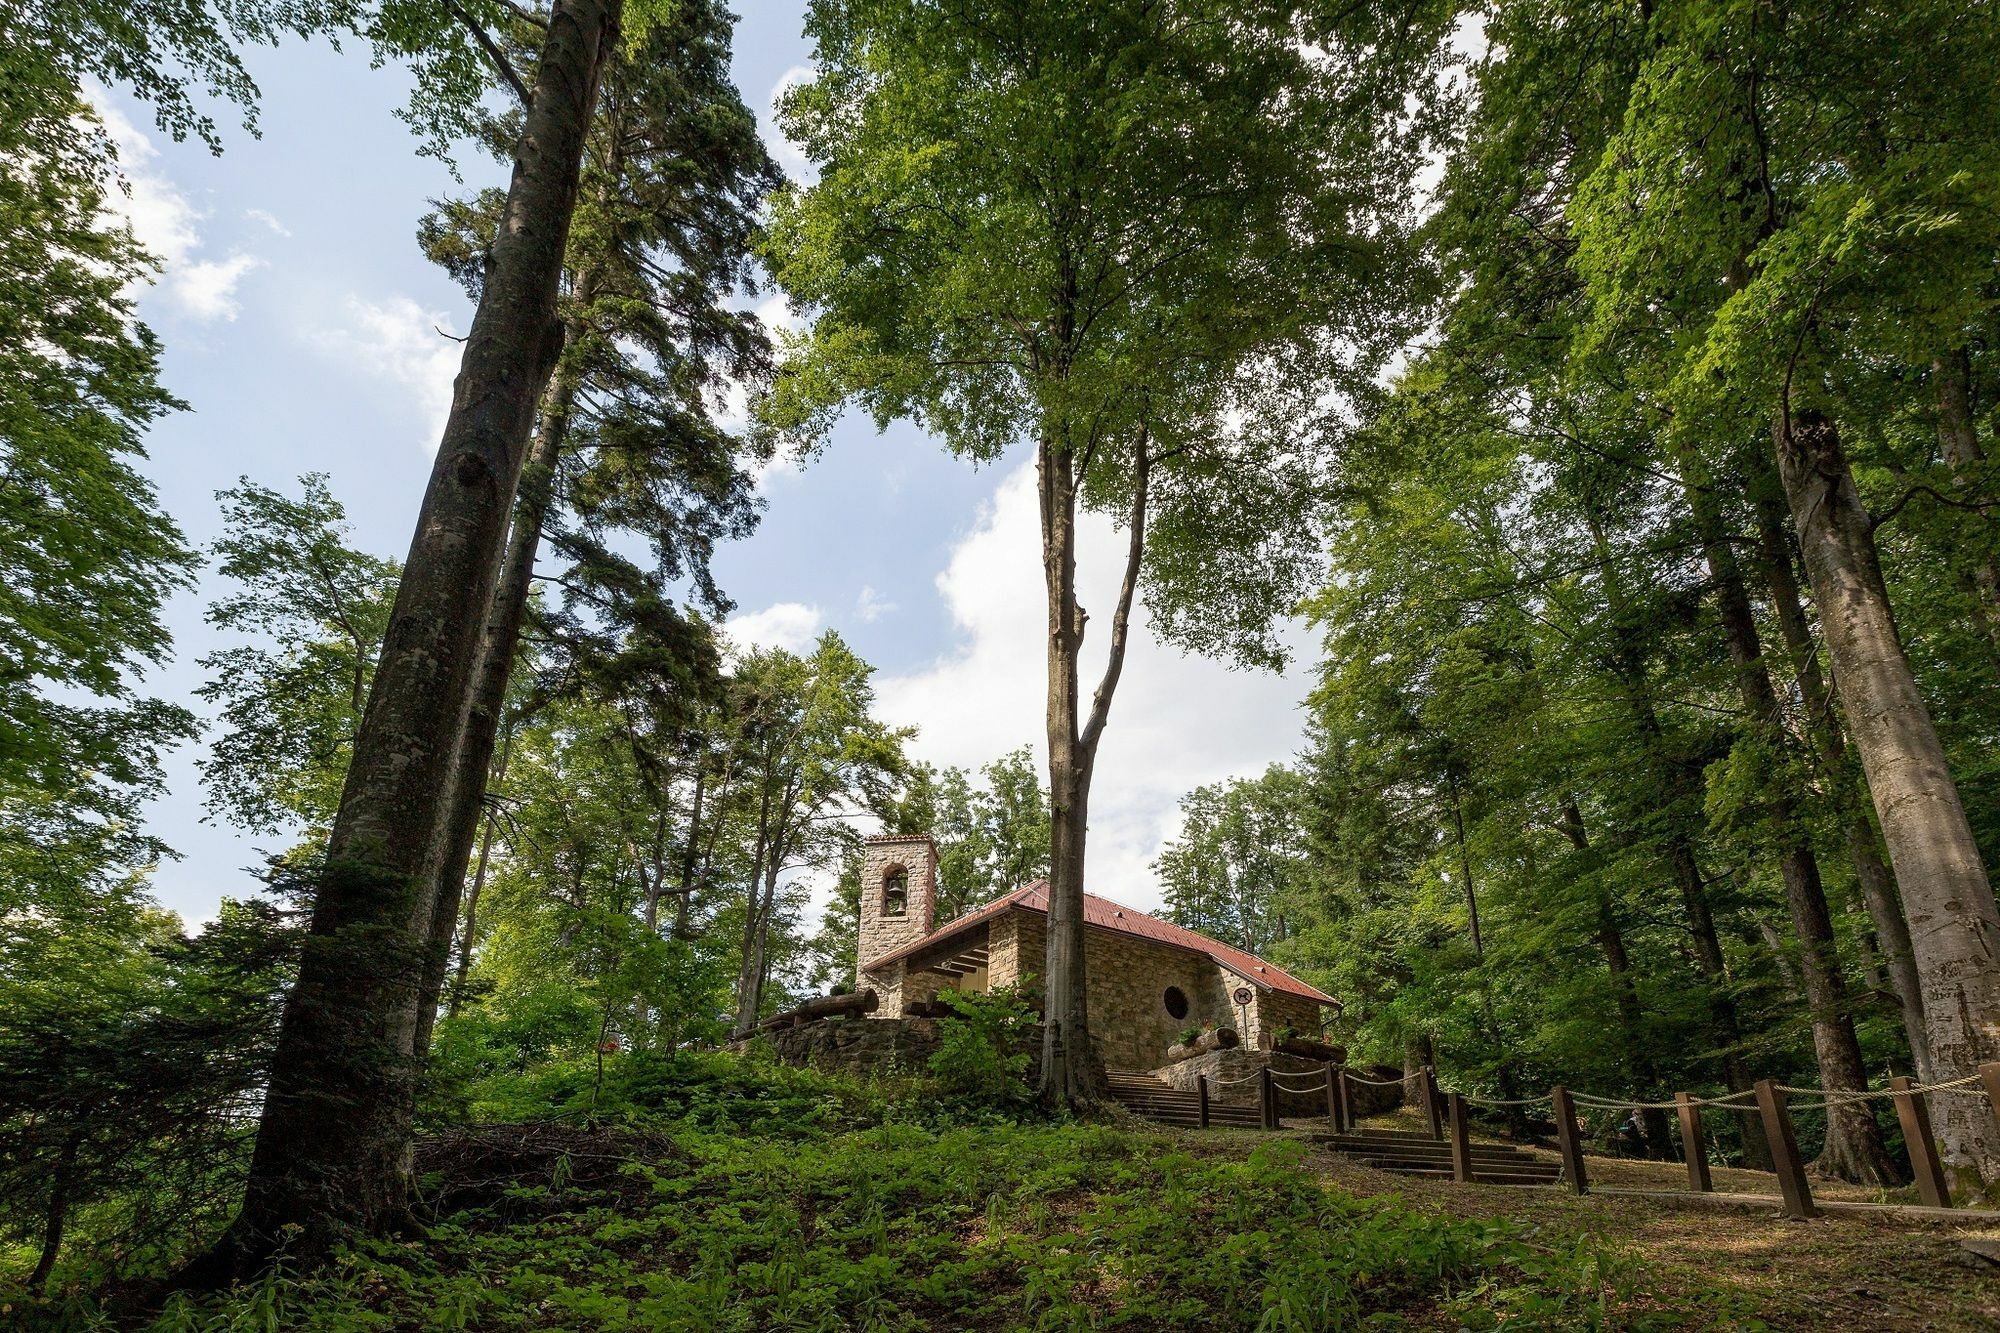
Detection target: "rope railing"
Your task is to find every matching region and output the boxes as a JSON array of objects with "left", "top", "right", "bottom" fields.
[
  {"left": 1181, "top": 1050, "right": 1993, "bottom": 1219},
  {"left": 1566, "top": 1090, "right": 1755, "bottom": 1111},
  {"left": 1341, "top": 1070, "right": 1416, "bottom": 1088},
  {"left": 1779, "top": 1072, "right": 1986, "bottom": 1101},
  {"left": 1206, "top": 1070, "right": 1263, "bottom": 1087},
  {"left": 1385, "top": 1061, "right": 2000, "bottom": 1217}
]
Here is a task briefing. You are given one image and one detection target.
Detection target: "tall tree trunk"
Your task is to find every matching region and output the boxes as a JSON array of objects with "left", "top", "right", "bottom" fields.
[
  {"left": 1586, "top": 514, "right": 1771, "bottom": 1168},
  {"left": 1771, "top": 405, "right": 2000, "bottom": 1193},
  {"left": 1559, "top": 802, "right": 1673, "bottom": 1159},
  {"left": 1749, "top": 481, "right": 1935, "bottom": 1081},
  {"left": 1935, "top": 350, "right": 2000, "bottom": 664},
  {"left": 184, "top": 0, "right": 622, "bottom": 1279},
  {"left": 447, "top": 727, "right": 510, "bottom": 1019},
  {"left": 670, "top": 764, "right": 707, "bottom": 940},
  {"left": 30, "top": 1130, "right": 80, "bottom": 1292},
  {"left": 413, "top": 348, "right": 584, "bottom": 1061},
  {"left": 1672, "top": 454, "right": 1900, "bottom": 1183},
  {"left": 1037, "top": 429, "right": 1148, "bottom": 1107},
  {"left": 729, "top": 785, "right": 776, "bottom": 1035},
  {"left": 1039, "top": 428, "right": 1096, "bottom": 1106}
]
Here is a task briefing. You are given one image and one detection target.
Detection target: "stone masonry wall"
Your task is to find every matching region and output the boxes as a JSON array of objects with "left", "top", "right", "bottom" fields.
[
  {"left": 1258, "top": 991, "right": 1326, "bottom": 1048},
  {"left": 998, "top": 912, "right": 1244, "bottom": 1070},
  {"left": 854, "top": 835, "right": 937, "bottom": 1015}
]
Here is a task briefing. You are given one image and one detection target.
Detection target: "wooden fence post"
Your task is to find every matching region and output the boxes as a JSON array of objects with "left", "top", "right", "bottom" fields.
[
  {"left": 1421, "top": 1066, "right": 1443, "bottom": 1141},
  {"left": 1982, "top": 1063, "right": 2000, "bottom": 1130},
  {"left": 1197, "top": 1074, "right": 1210, "bottom": 1130},
  {"left": 1448, "top": 1092, "right": 1474, "bottom": 1183},
  {"left": 1324, "top": 1063, "right": 1341, "bottom": 1132},
  {"left": 1259, "top": 1065, "right": 1277, "bottom": 1130},
  {"left": 1889, "top": 1076, "right": 1950, "bottom": 1209},
  {"left": 1551, "top": 1086, "right": 1588, "bottom": 1195},
  {"left": 1335, "top": 1066, "right": 1353, "bottom": 1136},
  {"left": 1754, "top": 1079, "right": 1817, "bottom": 1219},
  {"left": 1675, "top": 1092, "right": 1711, "bottom": 1193}
]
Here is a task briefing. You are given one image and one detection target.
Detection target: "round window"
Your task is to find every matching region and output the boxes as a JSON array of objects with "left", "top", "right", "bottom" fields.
[{"left": 1162, "top": 986, "right": 1190, "bottom": 1020}]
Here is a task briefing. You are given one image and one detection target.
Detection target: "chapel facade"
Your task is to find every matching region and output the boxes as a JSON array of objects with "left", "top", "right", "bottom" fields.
[{"left": 853, "top": 833, "right": 1335, "bottom": 1071}]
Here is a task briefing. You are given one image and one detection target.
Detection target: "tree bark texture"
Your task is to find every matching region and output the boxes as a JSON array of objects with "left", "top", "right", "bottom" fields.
[
  {"left": 1771, "top": 406, "right": 2000, "bottom": 1193},
  {"left": 1036, "top": 430, "right": 1148, "bottom": 1107},
  {"left": 1672, "top": 458, "right": 1900, "bottom": 1183},
  {"left": 190, "top": 0, "right": 622, "bottom": 1277},
  {"left": 1038, "top": 431, "right": 1096, "bottom": 1106},
  {"left": 413, "top": 344, "right": 584, "bottom": 1060},
  {"left": 1748, "top": 481, "right": 1934, "bottom": 1081}
]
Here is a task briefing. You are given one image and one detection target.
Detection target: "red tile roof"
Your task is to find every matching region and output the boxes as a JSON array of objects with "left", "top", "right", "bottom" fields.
[{"left": 863, "top": 881, "right": 1336, "bottom": 1006}]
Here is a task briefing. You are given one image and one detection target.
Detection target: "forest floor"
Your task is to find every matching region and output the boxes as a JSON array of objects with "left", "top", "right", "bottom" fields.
[
  {"left": 1154, "top": 1106, "right": 2000, "bottom": 1330},
  {"left": 22, "top": 1056, "right": 1999, "bottom": 1330}
]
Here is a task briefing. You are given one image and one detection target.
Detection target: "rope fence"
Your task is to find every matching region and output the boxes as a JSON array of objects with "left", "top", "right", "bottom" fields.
[
  {"left": 1367, "top": 1060, "right": 2000, "bottom": 1215},
  {"left": 1183, "top": 1051, "right": 2000, "bottom": 1216},
  {"left": 1160, "top": 1045, "right": 1995, "bottom": 1216}
]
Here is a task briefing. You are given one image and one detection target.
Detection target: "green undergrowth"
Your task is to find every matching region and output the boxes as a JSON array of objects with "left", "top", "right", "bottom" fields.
[{"left": 21, "top": 1053, "right": 1735, "bottom": 1330}]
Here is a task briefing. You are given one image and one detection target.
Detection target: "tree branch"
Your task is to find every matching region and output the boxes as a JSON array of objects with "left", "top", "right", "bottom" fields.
[
  {"left": 445, "top": 0, "right": 534, "bottom": 110},
  {"left": 1081, "top": 430, "right": 1150, "bottom": 757}
]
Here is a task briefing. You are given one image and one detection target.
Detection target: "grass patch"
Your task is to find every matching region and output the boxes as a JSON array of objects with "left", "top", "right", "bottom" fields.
[
  {"left": 134, "top": 1127, "right": 1650, "bottom": 1331},
  {"left": 7, "top": 1054, "right": 1714, "bottom": 1330}
]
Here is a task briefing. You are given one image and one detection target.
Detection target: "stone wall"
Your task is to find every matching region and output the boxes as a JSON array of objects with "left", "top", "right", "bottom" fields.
[
  {"left": 854, "top": 835, "right": 938, "bottom": 1014},
  {"left": 1001, "top": 913, "right": 1241, "bottom": 1071},
  {"left": 959, "top": 907, "right": 1329, "bottom": 1069},
  {"left": 1152, "top": 1050, "right": 1407, "bottom": 1119},
  {"left": 1257, "top": 991, "right": 1326, "bottom": 1049}
]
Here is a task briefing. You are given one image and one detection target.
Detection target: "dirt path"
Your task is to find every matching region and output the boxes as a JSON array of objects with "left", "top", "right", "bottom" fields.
[{"left": 1157, "top": 1118, "right": 2000, "bottom": 1329}]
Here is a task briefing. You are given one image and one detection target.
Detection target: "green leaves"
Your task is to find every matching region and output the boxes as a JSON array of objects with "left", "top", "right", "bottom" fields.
[{"left": 196, "top": 475, "right": 400, "bottom": 840}]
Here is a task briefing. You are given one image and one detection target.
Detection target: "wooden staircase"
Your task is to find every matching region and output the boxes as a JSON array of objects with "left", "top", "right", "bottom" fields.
[
  {"left": 1314, "top": 1128, "right": 1562, "bottom": 1186},
  {"left": 1106, "top": 1069, "right": 1267, "bottom": 1128}
]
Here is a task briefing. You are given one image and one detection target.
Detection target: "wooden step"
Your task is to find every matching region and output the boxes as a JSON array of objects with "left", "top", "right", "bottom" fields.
[
  {"left": 1322, "top": 1137, "right": 1540, "bottom": 1162},
  {"left": 1356, "top": 1155, "right": 1558, "bottom": 1175}
]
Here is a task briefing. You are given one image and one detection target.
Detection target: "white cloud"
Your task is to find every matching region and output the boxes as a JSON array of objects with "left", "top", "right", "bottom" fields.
[
  {"left": 724, "top": 600, "right": 825, "bottom": 655},
  {"left": 244, "top": 207, "right": 291, "bottom": 237},
  {"left": 855, "top": 585, "right": 897, "bottom": 623},
  {"left": 305, "top": 295, "right": 464, "bottom": 448},
  {"left": 174, "top": 252, "right": 264, "bottom": 322},
  {"left": 878, "top": 459, "right": 1313, "bottom": 913},
  {"left": 90, "top": 97, "right": 266, "bottom": 324},
  {"left": 761, "top": 65, "right": 819, "bottom": 186}
]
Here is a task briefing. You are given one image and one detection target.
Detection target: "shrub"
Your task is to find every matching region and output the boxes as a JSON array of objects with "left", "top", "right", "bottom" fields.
[{"left": 928, "top": 986, "right": 1035, "bottom": 1110}]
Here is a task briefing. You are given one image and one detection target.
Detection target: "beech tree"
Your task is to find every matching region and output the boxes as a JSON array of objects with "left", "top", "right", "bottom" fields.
[
  {"left": 761, "top": 0, "right": 1446, "bottom": 1106},
  {"left": 191, "top": 0, "right": 633, "bottom": 1278},
  {"left": 411, "top": 0, "right": 774, "bottom": 1066},
  {"left": 1560, "top": 0, "right": 2000, "bottom": 1190},
  {"left": 722, "top": 634, "right": 908, "bottom": 1034}
]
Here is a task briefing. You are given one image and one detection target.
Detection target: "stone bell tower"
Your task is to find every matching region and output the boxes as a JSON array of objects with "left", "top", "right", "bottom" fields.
[{"left": 854, "top": 833, "right": 937, "bottom": 994}]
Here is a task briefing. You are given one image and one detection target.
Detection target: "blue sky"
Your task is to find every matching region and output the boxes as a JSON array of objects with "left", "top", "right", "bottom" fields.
[{"left": 104, "top": 3, "right": 1316, "bottom": 928}]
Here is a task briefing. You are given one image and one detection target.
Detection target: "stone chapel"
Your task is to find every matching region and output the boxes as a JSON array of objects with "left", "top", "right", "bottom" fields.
[{"left": 853, "top": 833, "right": 1335, "bottom": 1071}]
